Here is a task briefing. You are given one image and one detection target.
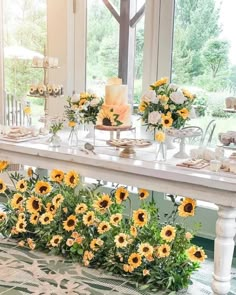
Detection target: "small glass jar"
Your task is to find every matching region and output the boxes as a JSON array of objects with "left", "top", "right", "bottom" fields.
[
  {"left": 68, "top": 126, "right": 79, "bottom": 147},
  {"left": 156, "top": 142, "right": 167, "bottom": 162},
  {"left": 49, "top": 133, "right": 61, "bottom": 147}
]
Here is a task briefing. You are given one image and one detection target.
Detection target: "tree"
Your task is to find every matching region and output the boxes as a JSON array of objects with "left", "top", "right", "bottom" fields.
[{"left": 202, "top": 39, "right": 229, "bottom": 78}]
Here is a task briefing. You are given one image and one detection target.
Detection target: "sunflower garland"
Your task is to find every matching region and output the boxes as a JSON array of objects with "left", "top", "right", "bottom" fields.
[{"left": 0, "top": 165, "right": 205, "bottom": 293}]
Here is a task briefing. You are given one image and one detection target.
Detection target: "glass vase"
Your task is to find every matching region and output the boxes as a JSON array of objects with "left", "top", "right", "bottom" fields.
[
  {"left": 155, "top": 142, "right": 167, "bottom": 162},
  {"left": 68, "top": 126, "right": 79, "bottom": 147},
  {"left": 49, "top": 133, "right": 61, "bottom": 147}
]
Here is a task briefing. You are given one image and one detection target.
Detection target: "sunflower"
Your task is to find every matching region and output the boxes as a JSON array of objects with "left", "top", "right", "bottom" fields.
[
  {"left": 130, "top": 226, "right": 138, "bottom": 237},
  {"left": 15, "top": 179, "right": 27, "bottom": 193},
  {"left": 27, "top": 167, "right": 33, "bottom": 177},
  {"left": 30, "top": 213, "right": 39, "bottom": 225},
  {"left": 0, "top": 212, "right": 6, "bottom": 222},
  {"left": 152, "top": 77, "right": 168, "bottom": 87},
  {"left": 83, "top": 211, "right": 95, "bottom": 226},
  {"left": 26, "top": 196, "right": 42, "bottom": 213},
  {"left": 161, "top": 113, "right": 173, "bottom": 128},
  {"left": 50, "top": 235, "right": 63, "bottom": 247},
  {"left": 52, "top": 194, "right": 64, "bottom": 207},
  {"left": 0, "top": 161, "right": 9, "bottom": 172},
  {"left": 11, "top": 193, "right": 24, "bottom": 209},
  {"left": 79, "top": 98, "right": 87, "bottom": 106},
  {"left": 75, "top": 203, "right": 88, "bottom": 214},
  {"left": 68, "top": 121, "right": 76, "bottom": 128},
  {"left": 138, "top": 243, "right": 154, "bottom": 257},
  {"left": 157, "top": 244, "right": 171, "bottom": 258},
  {"left": 46, "top": 203, "right": 57, "bottom": 215},
  {"left": 0, "top": 179, "right": 6, "bottom": 193},
  {"left": 133, "top": 209, "right": 148, "bottom": 227},
  {"left": 50, "top": 169, "right": 64, "bottom": 183},
  {"left": 63, "top": 215, "right": 77, "bottom": 231},
  {"left": 83, "top": 250, "right": 94, "bottom": 266},
  {"left": 16, "top": 220, "right": 27, "bottom": 233},
  {"left": 39, "top": 212, "right": 54, "bottom": 225},
  {"left": 186, "top": 246, "right": 207, "bottom": 263},
  {"left": 18, "top": 240, "right": 25, "bottom": 247},
  {"left": 128, "top": 253, "right": 142, "bottom": 269},
  {"left": 183, "top": 89, "right": 194, "bottom": 100},
  {"left": 155, "top": 131, "right": 166, "bottom": 143},
  {"left": 97, "top": 221, "right": 111, "bottom": 234},
  {"left": 11, "top": 227, "right": 18, "bottom": 235},
  {"left": 160, "top": 225, "right": 176, "bottom": 242},
  {"left": 97, "top": 109, "right": 115, "bottom": 126},
  {"left": 159, "top": 95, "right": 169, "bottom": 104},
  {"left": 178, "top": 198, "right": 196, "bottom": 217},
  {"left": 138, "top": 101, "right": 148, "bottom": 113},
  {"left": 177, "top": 108, "right": 189, "bottom": 120},
  {"left": 93, "top": 194, "right": 113, "bottom": 214},
  {"left": 90, "top": 238, "right": 104, "bottom": 251},
  {"left": 138, "top": 189, "right": 149, "bottom": 200},
  {"left": 18, "top": 213, "right": 25, "bottom": 220},
  {"left": 115, "top": 187, "right": 129, "bottom": 204},
  {"left": 114, "top": 233, "right": 128, "bottom": 248},
  {"left": 35, "top": 181, "right": 52, "bottom": 195},
  {"left": 64, "top": 170, "right": 79, "bottom": 188},
  {"left": 110, "top": 213, "right": 122, "bottom": 226}
]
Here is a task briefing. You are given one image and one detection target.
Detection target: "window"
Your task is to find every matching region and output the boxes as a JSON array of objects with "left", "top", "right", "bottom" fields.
[
  {"left": 172, "top": 0, "right": 236, "bottom": 145},
  {"left": 3, "top": 0, "right": 47, "bottom": 126}
]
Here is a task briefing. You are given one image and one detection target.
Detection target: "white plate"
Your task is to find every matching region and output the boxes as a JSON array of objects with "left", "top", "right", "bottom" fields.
[{"left": 0, "top": 135, "right": 47, "bottom": 143}]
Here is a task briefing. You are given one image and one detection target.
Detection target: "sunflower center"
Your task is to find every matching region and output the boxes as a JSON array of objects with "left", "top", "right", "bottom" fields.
[
  {"left": 0, "top": 184, "right": 3, "bottom": 189},
  {"left": 164, "top": 119, "right": 170, "bottom": 124},
  {"left": 55, "top": 174, "right": 61, "bottom": 179},
  {"left": 87, "top": 215, "right": 92, "bottom": 221},
  {"left": 70, "top": 175, "right": 75, "bottom": 183},
  {"left": 114, "top": 217, "right": 119, "bottom": 222},
  {"left": 102, "top": 225, "right": 107, "bottom": 230},
  {"left": 54, "top": 238, "right": 59, "bottom": 244},
  {"left": 133, "top": 257, "right": 138, "bottom": 263},
  {"left": 100, "top": 200, "right": 108, "bottom": 208},
  {"left": 102, "top": 117, "right": 112, "bottom": 126},
  {"left": 67, "top": 219, "right": 75, "bottom": 227},
  {"left": 45, "top": 217, "right": 49, "bottom": 222},
  {"left": 19, "top": 223, "right": 24, "bottom": 229},
  {"left": 118, "top": 236, "right": 124, "bottom": 243},
  {"left": 143, "top": 247, "right": 149, "bottom": 252},
  {"left": 39, "top": 186, "right": 48, "bottom": 193},
  {"left": 49, "top": 205, "right": 55, "bottom": 211},
  {"left": 120, "top": 192, "right": 126, "bottom": 200},
  {"left": 34, "top": 215, "right": 38, "bottom": 220},
  {"left": 140, "top": 192, "right": 145, "bottom": 198},
  {"left": 138, "top": 213, "right": 144, "bottom": 222},
  {"left": 20, "top": 183, "right": 25, "bottom": 189},
  {"left": 194, "top": 251, "right": 202, "bottom": 258},
  {"left": 165, "top": 230, "right": 172, "bottom": 237},
  {"left": 163, "top": 248, "right": 167, "bottom": 253},
  {"left": 32, "top": 200, "right": 39, "bottom": 210},
  {"left": 184, "top": 203, "right": 193, "bottom": 213},
  {"left": 16, "top": 196, "right": 23, "bottom": 204}
]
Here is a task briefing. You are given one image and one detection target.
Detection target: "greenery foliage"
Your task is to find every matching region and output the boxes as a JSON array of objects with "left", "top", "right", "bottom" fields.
[{"left": 0, "top": 163, "right": 206, "bottom": 293}]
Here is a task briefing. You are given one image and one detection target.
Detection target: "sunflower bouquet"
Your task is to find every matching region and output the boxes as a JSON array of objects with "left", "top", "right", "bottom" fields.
[
  {"left": 0, "top": 161, "right": 206, "bottom": 293},
  {"left": 139, "top": 77, "right": 196, "bottom": 132},
  {"left": 68, "top": 92, "right": 103, "bottom": 125}
]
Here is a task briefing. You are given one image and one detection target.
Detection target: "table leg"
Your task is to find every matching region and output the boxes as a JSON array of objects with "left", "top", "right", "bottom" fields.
[{"left": 212, "top": 205, "right": 236, "bottom": 295}]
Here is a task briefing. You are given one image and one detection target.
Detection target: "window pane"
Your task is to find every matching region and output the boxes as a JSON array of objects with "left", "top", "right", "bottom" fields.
[
  {"left": 3, "top": 0, "right": 47, "bottom": 126},
  {"left": 86, "top": 0, "right": 119, "bottom": 96},
  {"left": 172, "top": 0, "right": 236, "bottom": 145}
]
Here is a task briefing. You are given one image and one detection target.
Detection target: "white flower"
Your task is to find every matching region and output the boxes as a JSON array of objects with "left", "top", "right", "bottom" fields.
[
  {"left": 90, "top": 98, "right": 100, "bottom": 107},
  {"left": 170, "top": 90, "right": 186, "bottom": 104},
  {"left": 148, "top": 111, "right": 161, "bottom": 125},
  {"left": 141, "top": 90, "right": 156, "bottom": 103},
  {"left": 71, "top": 93, "right": 80, "bottom": 103},
  {"left": 168, "top": 83, "right": 178, "bottom": 91}
]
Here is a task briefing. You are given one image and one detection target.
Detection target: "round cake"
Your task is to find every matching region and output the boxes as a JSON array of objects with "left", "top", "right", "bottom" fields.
[{"left": 97, "top": 78, "right": 131, "bottom": 127}]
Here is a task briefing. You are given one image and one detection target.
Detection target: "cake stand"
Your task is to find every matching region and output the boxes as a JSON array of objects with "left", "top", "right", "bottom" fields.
[{"left": 106, "top": 138, "right": 152, "bottom": 158}]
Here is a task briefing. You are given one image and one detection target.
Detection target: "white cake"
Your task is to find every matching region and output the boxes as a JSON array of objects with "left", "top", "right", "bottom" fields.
[{"left": 97, "top": 78, "right": 131, "bottom": 127}]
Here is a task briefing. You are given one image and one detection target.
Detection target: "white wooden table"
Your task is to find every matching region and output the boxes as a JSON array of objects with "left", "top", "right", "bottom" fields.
[{"left": 0, "top": 137, "right": 236, "bottom": 295}]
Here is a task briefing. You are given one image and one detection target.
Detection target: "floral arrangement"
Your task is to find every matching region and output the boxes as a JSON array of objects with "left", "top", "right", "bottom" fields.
[
  {"left": 139, "top": 77, "right": 196, "bottom": 132},
  {"left": 0, "top": 161, "right": 206, "bottom": 293},
  {"left": 69, "top": 92, "right": 103, "bottom": 125}
]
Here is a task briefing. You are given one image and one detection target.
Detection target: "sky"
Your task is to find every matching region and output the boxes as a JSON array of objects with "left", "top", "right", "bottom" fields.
[{"left": 218, "top": 0, "right": 236, "bottom": 65}]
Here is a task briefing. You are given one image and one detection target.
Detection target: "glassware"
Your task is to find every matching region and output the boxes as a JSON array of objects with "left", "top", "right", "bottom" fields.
[
  {"left": 155, "top": 142, "right": 166, "bottom": 162},
  {"left": 49, "top": 133, "right": 61, "bottom": 147},
  {"left": 68, "top": 126, "right": 79, "bottom": 147}
]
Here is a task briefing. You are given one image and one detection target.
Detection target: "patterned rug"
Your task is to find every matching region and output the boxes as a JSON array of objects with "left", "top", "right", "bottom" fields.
[{"left": 0, "top": 239, "right": 236, "bottom": 295}]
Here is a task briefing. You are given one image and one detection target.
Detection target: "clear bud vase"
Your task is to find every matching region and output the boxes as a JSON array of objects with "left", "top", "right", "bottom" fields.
[
  {"left": 155, "top": 142, "right": 167, "bottom": 162},
  {"left": 68, "top": 126, "right": 79, "bottom": 147},
  {"left": 49, "top": 133, "right": 61, "bottom": 147}
]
